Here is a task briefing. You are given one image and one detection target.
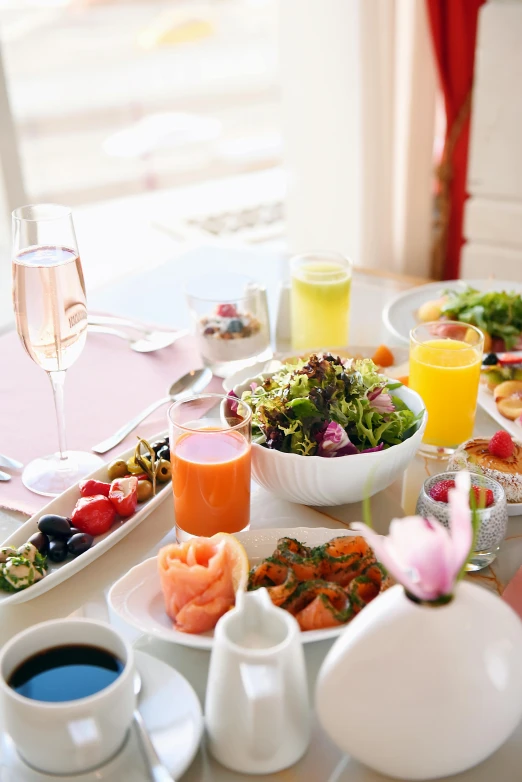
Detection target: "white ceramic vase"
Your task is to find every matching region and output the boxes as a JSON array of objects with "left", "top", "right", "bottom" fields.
[{"left": 316, "top": 582, "right": 522, "bottom": 781}]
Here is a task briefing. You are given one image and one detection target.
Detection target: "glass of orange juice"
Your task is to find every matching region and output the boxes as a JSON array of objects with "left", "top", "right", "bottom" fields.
[
  {"left": 290, "top": 252, "right": 352, "bottom": 352},
  {"left": 168, "top": 394, "right": 252, "bottom": 540},
  {"left": 409, "top": 322, "right": 484, "bottom": 458}
]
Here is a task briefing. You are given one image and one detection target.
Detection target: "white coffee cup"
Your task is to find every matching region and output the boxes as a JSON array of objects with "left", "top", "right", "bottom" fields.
[{"left": 0, "top": 618, "right": 135, "bottom": 776}]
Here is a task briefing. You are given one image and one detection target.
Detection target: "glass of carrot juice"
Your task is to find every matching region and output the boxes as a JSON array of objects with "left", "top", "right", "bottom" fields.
[
  {"left": 168, "top": 394, "right": 252, "bottom": 540},
  {"left": 409, "top": 322, "right": 484, "bottom": 458}
]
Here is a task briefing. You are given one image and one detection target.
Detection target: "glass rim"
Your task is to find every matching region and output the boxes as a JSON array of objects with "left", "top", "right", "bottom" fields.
[
  {"left": 290, "top": 251, "right": 353, "bottom": 279},
  {"left": 184, "top": 274, "right": 264, "bottom": 304},
  {"left": 167, "top": 393, "right": 252, "bottom": 433},
  {"left": 12, "top": 204, "right": 72, "bottom": 223},
  {"left": 410, "top": 320, "right": 484, "bottom": 348}
]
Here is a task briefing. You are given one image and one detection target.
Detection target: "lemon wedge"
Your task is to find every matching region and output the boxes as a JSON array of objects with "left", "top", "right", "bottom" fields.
[{"left": 211, "top": 532, "right": 249, "bottom": 593}]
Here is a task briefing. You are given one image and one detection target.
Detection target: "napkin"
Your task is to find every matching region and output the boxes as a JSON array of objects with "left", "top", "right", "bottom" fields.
[{"left": 0, "top": 328, "right": 221, "bottom": 516}]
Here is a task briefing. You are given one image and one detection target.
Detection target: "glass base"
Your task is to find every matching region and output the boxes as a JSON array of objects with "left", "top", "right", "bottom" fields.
[
  {"left": 465, "top": 547, "right": 499, "bottom": 572},
  {"left": 22, "top": 451, "right": 104, "bottom": 497},
  {"left": 416, "top": 442, "right": 456, "bottom": 460},
  {"left": 203, "top": 347, "right": 273, "bottom": 379},
  {"left": 176, "top": 523, "right": 250, "bottom": 542}
]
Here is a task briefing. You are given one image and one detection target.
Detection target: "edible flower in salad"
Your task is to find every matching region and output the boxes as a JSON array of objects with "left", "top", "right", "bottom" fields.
[
  {"left": 317, "top": 421, "right": 357, "bottom": 457},
  {"left": 240, "top": 353, "right": 421, "bottom": 457}
]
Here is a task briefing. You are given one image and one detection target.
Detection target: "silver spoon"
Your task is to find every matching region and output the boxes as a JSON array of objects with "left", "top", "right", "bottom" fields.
[
  {"left": 134, "top": 672, "right": 174, "bottom": 782},
  {"left": 88, "top": 324, "right": 188, "bottom": 353},
  {"left": 92, "top": 367, "right": 213, "bottom": 454}
]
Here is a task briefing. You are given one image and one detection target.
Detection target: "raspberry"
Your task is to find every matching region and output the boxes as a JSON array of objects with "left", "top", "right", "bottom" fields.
[
  {"left": 470, "top": 485, "right": 495, "bottom": 509},
  {"left": 216, "top": 303, "right": 238, "bottom": 318},
  {"left": 429, "top": 480, "right": 455, "bottom": 503},
  {"left": 488, "top": 430, "right": 514, "bottom": 459}
]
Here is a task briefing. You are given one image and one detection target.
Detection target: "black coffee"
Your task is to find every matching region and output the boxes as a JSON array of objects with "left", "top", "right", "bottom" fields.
[{"left": 8, "top": 644, "right": 124, "bottom": 703}]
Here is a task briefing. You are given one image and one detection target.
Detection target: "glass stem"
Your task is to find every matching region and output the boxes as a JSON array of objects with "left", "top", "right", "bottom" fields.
[{"left": 48, "top": 370, "right": 68, "bottom": 461}]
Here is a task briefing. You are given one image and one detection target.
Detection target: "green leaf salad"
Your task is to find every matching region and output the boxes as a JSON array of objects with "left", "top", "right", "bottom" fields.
[
  {"left": 441, "top": 287, "right": 522, "bottom": 349},
  {"left": 237, "top": 353, "right": 421, "bottom": 457}
]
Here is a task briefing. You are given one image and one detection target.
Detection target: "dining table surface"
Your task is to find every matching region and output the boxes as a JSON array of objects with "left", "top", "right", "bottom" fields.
[{"left": 1, "top": 246, "right": 522, "bottom": 782}]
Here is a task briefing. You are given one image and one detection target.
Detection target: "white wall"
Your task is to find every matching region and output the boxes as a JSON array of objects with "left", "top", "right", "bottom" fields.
[
  {"left": 279, "top": 0, "right": 362, "bottom": 266},
  {"left": 462, "top": 0, "right": 522, "bottom": 279},
  {"left": 0, "top": 42, "right": 26, "bottom": 331},
  {"left": 279, "top": 0, "right": 436, "bottom": 277}
]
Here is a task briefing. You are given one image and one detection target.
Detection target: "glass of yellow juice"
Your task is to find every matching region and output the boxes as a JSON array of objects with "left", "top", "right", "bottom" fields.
[
  {"left": 409, "top": 322, "right": 484, "bottom": 458},
  {"left": 290, "top": 252, "right": 352, "bottom": 352}
]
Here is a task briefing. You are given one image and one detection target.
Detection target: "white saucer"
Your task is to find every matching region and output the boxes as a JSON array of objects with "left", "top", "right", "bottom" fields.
[{"left": 0, "top": 650, "right": 203, "bottom": 781}]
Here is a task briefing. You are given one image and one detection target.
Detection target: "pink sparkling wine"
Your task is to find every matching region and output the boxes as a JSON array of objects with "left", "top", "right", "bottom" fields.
[{"left": 13, "top": 245, "right": 87, "bottom": 372}]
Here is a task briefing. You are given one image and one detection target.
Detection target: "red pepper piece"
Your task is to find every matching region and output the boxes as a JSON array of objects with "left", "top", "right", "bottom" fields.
[
  {"left": 109, "top": 476, "right": 138, "bottom": 517},
  {"left": 71, "top": 495, "right": 116, "bottom": 536},
  {"left": 79, "top": 479, "right": 111, "bottom": 498},
  {"left": 497, "top": 352, "right": 522, "bottom": 367}
]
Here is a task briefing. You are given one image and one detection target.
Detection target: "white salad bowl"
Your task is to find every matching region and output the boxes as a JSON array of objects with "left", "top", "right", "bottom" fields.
[{"left": 233, "top": 374, "right": 427, "bottom": 506}]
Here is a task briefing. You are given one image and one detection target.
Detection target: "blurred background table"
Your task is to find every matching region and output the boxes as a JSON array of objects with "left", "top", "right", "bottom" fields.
[{"left": 0, "top": 252, "right": 521, "bottom": 782}]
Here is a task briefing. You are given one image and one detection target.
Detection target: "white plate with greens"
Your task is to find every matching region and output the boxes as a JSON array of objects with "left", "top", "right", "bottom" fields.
[{"left": 383, "top": 280, "right": 522, "bottom": 345}]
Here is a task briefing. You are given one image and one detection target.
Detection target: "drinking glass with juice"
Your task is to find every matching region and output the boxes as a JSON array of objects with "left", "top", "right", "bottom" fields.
[
  {"left": 168, "top": 394, "right": 252, "bottom": 540},
  {"left": 409, "top": 322, "right": 484, "bottom": 457},
  {"left": 290, "top": 252, "right": 352, "bottom": 352}
]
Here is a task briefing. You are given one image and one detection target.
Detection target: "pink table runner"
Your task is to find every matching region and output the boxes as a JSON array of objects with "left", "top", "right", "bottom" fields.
[{"left": 0, "top": 329, "right": 221, "bottom": 515}]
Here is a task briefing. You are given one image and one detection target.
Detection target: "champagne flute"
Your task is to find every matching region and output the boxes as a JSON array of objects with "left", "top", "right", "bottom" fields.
[{"left": 12, "top": 204, "right": 103, "bottom": 496}]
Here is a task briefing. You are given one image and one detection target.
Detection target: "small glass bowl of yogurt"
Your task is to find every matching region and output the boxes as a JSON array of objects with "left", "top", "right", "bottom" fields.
[
  {"left": 416, "top": 471, "right": 508, "bottom": 571},
  {"left": 186, "top": 273, "right": 272, "bottom": 378}
]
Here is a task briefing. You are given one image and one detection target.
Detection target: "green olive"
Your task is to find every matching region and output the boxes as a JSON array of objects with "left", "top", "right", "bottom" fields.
[
  {"left": 127, "top": 457, "right": 145, "bottom": 475},
  {"left": 137, "top": 480, "right": 153, "bottom": 502},
  {"left": 107, "top": 459, "right": 128, "bottom": 481},
  {"left": 156, "top": 459, "right": 172, "bottom": 483}
]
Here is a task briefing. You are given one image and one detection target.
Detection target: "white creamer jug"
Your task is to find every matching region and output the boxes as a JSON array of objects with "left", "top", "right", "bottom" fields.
[{"left": 205, "top": 587, "right": 310, "bottom": 775}]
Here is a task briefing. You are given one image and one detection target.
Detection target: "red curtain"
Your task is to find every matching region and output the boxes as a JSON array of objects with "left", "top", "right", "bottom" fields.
[{"left": 426, "top": 0, "right": 485, "bottom": 279}]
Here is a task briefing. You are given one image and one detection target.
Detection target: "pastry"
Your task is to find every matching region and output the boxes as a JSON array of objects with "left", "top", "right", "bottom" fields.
[{"left": 448, "top": 431, "right": 522, "bottom": 503}]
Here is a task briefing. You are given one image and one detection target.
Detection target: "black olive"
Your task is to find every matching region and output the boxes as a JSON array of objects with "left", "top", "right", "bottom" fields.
[
  {"left": 156, "top": 444, "right": 170, "bottom": 461},
  {"left": 150, "top": 440, "right": 166, "bottom": 457},
  {"left": 28, "top": 532, "right": 49, "bottom": 556},
  {"left": 68, "top": 527, "right": 82, "bottom": 537},
  {"left": 67, "top": 533, "right": 94, "bottom": 557},
  {"left": 38, "top": 514, "right": 73, "bottom": 539},
  {"left": 48, "top": 539, "right": 68, "bottom": 563},
  {"left": 483, "top": 353, "right": 499, "bottom": 366}
]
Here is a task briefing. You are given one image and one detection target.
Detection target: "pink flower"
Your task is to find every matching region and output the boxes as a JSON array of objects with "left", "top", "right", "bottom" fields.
[
  {"left": 367, "top": 387, "right": 395, "bottom": 414},
  {"left": 352, "top": 472, "right": 473, "bottom": 602}
]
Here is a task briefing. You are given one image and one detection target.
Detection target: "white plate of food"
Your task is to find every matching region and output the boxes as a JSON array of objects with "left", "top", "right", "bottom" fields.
[
  {"left": 0, "top": 433, "right": 172, "bottom": 605},
  {"left": 222, "top": 345, "right": 410, "bottom": 392},
  {"left": 108, "top": 527, "right": 390, "bottom": 649},
  {"left": 383, "top": 279, "right": 522, "bottom": 346}
]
